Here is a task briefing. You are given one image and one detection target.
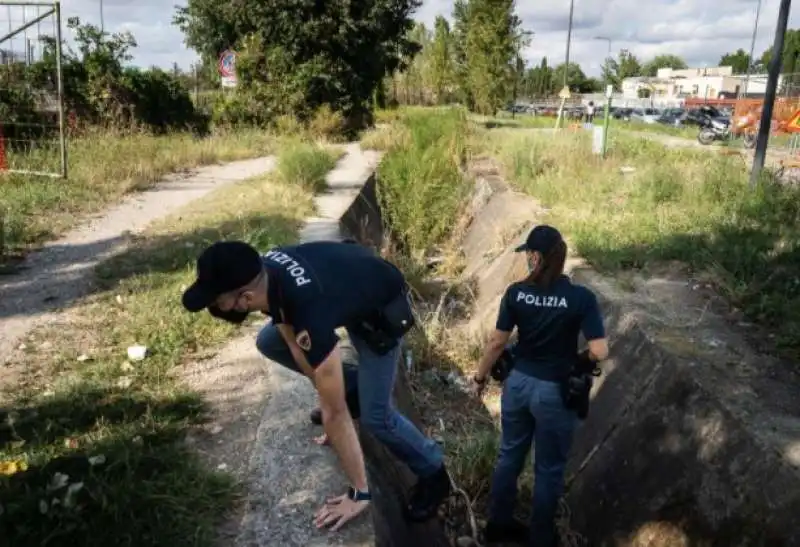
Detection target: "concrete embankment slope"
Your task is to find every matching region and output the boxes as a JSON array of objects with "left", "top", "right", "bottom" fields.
[{"left": 455, "top": 159, "right": 800, "bottom": 546}]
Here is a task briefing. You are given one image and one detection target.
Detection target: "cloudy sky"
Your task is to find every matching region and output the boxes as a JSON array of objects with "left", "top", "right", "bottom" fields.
[{"left": 3, "top": 0, "right": 795, "bottom": 76}]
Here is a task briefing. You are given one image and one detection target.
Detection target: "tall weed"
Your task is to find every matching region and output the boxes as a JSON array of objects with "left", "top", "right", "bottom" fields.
[{"left": 377, "top": 108, "right": 470, "bottom": 254}]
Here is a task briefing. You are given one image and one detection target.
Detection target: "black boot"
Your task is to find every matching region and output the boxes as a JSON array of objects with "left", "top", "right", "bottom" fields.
[
  {"left": 405, "top": 465, "right": 452, "bottom": 522},
  {"left": 484, "top": 519, "right": 529, "bottom": 544}
]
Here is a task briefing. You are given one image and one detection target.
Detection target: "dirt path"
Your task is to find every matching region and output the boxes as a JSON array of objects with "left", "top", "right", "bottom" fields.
[{"left": 0, "top": 157, "right": 275, "bottom": 370}]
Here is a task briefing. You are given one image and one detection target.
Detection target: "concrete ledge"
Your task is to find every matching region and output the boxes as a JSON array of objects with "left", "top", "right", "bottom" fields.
[
  {"left": 340, "top": 161, "right": 451, "bottom": 547},
  {"left": 563, "top": 266, "right": 800, "bottom": 546}
]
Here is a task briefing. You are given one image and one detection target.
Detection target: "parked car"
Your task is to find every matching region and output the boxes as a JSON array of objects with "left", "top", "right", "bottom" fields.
[
  {"left": 657, "top": 108, "right": 687, "bottom": 126},
  {"left": 612, "top": 107, "right": 633, "bottom": 121},
  {"left": 630, "top": 107, "right": 661, "bottom": 124},
  {"left": 683, "top": 105, "right": 729, "bottom": 128}
]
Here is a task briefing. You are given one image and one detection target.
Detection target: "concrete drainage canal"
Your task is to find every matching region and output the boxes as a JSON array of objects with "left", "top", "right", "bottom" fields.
[
  {"left": 337, "top": 173, "right": 452, "bottom": 547},
  {"left": 346, "top": 156, "right": 800, "bottom": 547}
]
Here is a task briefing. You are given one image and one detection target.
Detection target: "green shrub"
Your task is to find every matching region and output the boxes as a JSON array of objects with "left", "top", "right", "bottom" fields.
[
  {"left": 275, "top": 139, "right": 340, "bottom": 192},
  {"left": 1, "top": 18, "right": 207, "bottom": 136}
]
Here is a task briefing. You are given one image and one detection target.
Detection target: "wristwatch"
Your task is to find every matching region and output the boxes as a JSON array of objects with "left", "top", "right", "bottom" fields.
[{"left": 348, "top": 486, "right": 372, "bottom": 502}]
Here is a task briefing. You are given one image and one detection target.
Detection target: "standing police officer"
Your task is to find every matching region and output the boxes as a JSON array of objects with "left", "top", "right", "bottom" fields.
[
  {"left": 181, "top": 239, "right": 451, "bottom": 531},
  {"left": 470, "top": 225, "right": 608, "bottom": 546}
]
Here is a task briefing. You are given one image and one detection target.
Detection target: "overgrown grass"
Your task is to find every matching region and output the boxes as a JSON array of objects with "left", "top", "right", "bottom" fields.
[
  {"left": 275, "top": 138, "right": 342, "bottom": 193},
  {"left": 376, "top": 107, "right": 471, "bottom": 254},
  {"left": 0, "top": 127, "right": 276, "bottom": 259},
  {"left": 368, "top": 107, "right": 515, "bottom": 537},
  {"left": 487, "top": 129, "right": 800, "bottom": 356},
  {"left": 0, "top": 171, "right": 314, "bottom": 546}
]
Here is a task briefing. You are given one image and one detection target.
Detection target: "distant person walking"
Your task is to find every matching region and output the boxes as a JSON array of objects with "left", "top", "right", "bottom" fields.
[{"left": 585, "top": 101, "right": 595, "bottom": 124}]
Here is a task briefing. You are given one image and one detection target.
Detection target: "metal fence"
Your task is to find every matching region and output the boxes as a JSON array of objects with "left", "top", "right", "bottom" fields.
[{"left": 0, "top": 1, "right": 65, "bottom": 178}]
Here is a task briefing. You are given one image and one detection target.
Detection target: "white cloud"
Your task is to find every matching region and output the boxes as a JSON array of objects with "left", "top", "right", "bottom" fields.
[
  {"left": 417, "top": 0, "right": 798, "bottom": 77},
  {"left": 0, "top": 0, "right": 795, "bottom": 78},
  {"left": 0, "top": 0, "right": 198, "bottom": 69}
]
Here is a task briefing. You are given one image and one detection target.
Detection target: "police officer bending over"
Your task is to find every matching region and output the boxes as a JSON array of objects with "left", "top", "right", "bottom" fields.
[
  {"left": 181, "top": 240, "right": 451, "bottom": 531},
  {"left": 470, "top": 225, "right": 608, "bottom": 546}
]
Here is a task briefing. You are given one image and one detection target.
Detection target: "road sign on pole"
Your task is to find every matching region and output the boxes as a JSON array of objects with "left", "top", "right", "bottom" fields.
[{"left": 218, "top": 49, "right": 238, "bottom": 88}]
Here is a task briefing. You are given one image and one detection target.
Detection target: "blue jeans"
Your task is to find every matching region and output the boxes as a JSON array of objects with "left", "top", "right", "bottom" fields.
[
  {"left": 256, "top": 324, "right": 444, "bottom": 478},
  {"left": 488, "top": 369, "right": 578, "bottom": 547}
]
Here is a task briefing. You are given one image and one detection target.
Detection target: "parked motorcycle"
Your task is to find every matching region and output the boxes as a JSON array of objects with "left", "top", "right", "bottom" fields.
[{"left": 697, "top": 118, "right": 756, "bottom": 149}]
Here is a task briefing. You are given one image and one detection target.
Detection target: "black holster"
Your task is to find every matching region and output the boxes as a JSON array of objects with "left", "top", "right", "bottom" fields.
[
  {"left": 560, "top": 350, "right": 600, "bottom": 420},
  {"left": 490, "top": 346, "right": 516, "bottom": 382},
  {"left": 350, "top": 290, "right": 415, "bottom": 355}
]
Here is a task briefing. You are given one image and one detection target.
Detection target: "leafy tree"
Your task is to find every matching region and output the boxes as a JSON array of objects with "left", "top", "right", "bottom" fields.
[
  {"left": 460, "top": 0, "right": 522, "bottom": 114},
  {"left": 760, "top": 29, "right": 800, "bottom": 95},
  {"left": 5, "top": 17, "right": 203, "bottom": 137},
  {"left": 523, "top": 57, "right": 554, "bottom": 97},
  {"left": 552, "top": 63, "right": 595, "bottom": 93},
  {"left": 429, "top": 16, "right": 455, "bottom": 104},
  {"left": 174, "top": 0, "right": 422, "bottom": 128},
  {"left": 641, "top": 54, "right": 687, "bottom": 76},
  {"left": 719, "top": 48, "right": 751, "bottom": 74},
  {"left": 601, "top": 49, "right": 641, "bottom": 91},
  {"left": 583, "top": 77, "right": 604, "bottom": 93},
  {"left": 451, "top": 0, "right": 473, "bottom": 107}
]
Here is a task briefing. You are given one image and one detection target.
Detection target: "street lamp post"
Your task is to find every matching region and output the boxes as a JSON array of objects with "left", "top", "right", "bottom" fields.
[
  {"left": 594, "top": 36, "right": 612, "bottom": 61},
  {"left": 594, "top": 36, "right": 612, "bottom": 85}
]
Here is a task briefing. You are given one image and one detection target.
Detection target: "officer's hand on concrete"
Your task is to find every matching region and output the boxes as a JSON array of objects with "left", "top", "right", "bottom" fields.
[
  {"left": 314, "top": 492, "right": 369, "bottom": 531},
  {"left": 312, "top": 432, "right": 330, "bottom": 446}
]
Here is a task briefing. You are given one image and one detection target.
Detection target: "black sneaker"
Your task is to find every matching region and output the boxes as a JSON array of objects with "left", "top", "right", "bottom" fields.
[
  {"left": 484, "top": 519, "right": 529, "bottom": 544},
  {"left": 405, "top": 465, "right": 452, "bottom": 522}
]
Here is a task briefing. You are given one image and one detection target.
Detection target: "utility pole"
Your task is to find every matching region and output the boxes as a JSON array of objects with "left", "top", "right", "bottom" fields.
[
  {"left": 556, "top": 0, "right": 575, "bottom": 129},
  {"left": 742, "top": 0, "right": 763, "bottom": 98},
  {"left": 564, "top": 0, "right": 575, "bottom": 88},
  {"left": 100, "top": 0, "right": 104, "bottom": 32},
  {"left": 750, "top": 0, "right": 792, "bottom": 187}
]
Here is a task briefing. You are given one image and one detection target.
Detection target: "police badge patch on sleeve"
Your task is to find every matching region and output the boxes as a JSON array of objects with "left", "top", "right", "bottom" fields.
[{"left": 296, "top": 330, "right": 312, "bottom": 351}]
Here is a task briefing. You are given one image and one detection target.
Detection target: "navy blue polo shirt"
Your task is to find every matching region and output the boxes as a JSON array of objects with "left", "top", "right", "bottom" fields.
[
  {"left": 262, "top": 241, "right": 405, "bottom": 367},
  {"left": 496, "top": 274, "right": 605, "bottom": 381}
]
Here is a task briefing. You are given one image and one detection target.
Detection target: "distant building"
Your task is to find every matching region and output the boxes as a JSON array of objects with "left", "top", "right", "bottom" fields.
[{"left": 621, "top": 65, "right": 782, "bottom": 101}]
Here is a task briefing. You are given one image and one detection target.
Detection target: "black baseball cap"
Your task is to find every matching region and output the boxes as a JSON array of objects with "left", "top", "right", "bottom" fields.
[
  {"left": 182, "top": 240, "right": 263, "bottom": 312},
  {"left": 514, "top": 225, "right": 563, "bottom": 254}
]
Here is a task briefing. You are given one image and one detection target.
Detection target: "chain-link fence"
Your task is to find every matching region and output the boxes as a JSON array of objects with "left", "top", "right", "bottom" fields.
[{"left": 0, "top": 1, "right": 65, "bottom": 178}]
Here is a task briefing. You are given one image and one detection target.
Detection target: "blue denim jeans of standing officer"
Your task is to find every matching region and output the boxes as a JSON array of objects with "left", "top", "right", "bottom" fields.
[
  {"left": 256, "top": 324, "right": 444, "bottom": 478},
  {"left": 488, "top": 368, "right": 578, "bottom": 547}
]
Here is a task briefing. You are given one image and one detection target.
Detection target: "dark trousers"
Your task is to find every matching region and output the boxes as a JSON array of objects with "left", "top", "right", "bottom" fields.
[
  {"left": 255, "top": 324, "right": 444, "bottom": 477},
  {"left": 488, "top": 369, "right": 578, "bottom": 547}
]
